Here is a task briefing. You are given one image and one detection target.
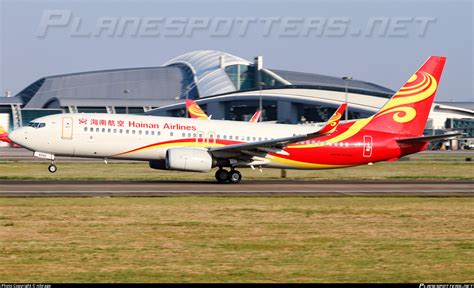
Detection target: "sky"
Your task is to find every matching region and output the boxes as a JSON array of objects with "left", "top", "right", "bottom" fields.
[{"left": 0, "top": 0, "right": 472, "bottom": 102}]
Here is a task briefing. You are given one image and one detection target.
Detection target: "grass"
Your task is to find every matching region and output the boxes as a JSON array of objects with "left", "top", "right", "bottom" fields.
[
  {"left": 0, "top": 152, "right": 472, "bottom": 181},
  {"left": 0, "top": 197, "right": 473, "bottom": 282}
]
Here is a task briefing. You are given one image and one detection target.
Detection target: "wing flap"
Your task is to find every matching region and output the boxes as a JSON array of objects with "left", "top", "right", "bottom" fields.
[
  {"left": 209, "top": 103, "right": 347, "bottom": 158},
  {"left": 396, "top": 132, "right": 461, "bottom": 144}
]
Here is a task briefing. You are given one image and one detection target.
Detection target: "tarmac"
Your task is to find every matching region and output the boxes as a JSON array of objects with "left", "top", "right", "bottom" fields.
[{"left": 0, "top": 180, "right": 472, "bottom": 197}]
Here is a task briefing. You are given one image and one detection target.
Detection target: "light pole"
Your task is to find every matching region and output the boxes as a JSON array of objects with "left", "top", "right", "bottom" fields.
[
  {"left": 257, "top": 81, "right": 266, "bottom": 122},
  {"left": 342, "top": 76, "right": 352, "bottom": 121}
]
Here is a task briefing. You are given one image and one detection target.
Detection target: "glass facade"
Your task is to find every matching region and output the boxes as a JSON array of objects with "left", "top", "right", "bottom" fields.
[
  {"left": 77, "top": 107, "right": 107, "bottom": 113},
  {"left": 226, "top": 100, "right": 277, "bottom": 122},
  {"left": 21, "top": 109, "right": 62, "bottom": 127},
  {"left": 115, "top": 107, "right": 144, "bottom": 115},
  {"left": 225, "top": 65, "right": 284, "bottom": 91}
]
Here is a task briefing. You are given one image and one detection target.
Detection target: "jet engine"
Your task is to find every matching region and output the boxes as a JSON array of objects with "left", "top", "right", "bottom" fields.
[{"left": 165, "top": 148, "right": 213, "bottom": 172}]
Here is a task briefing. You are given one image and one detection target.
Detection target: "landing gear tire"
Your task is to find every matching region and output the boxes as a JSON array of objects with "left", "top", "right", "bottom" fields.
[
  {"left": 228, "top": 170, "right": 242, "bottom": 184},
  {"left": 215, "top": 169, "right": 229, "bottom": 183},
  {"left": 48, "top": 164, "right": 57, "bottom": 173}
]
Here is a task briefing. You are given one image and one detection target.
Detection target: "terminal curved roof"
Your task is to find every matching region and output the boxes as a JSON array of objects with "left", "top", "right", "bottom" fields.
[
  {"left": 271, "top": 69, "right": 394, "bottom": 97},
  {"left": 17, "top": 66, "right": 196, "bottom": 109},
  {"left": 163, "top": 50, "right": 251, "bottom": 97},
  {"left": 2, "top": 49, "right": 399, "bottom": 109}
]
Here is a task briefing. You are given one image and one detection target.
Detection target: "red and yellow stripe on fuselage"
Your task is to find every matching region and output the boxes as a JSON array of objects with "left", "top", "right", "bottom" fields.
[{"left": 109, "top": 120, "right": 419, "bottom": 170}]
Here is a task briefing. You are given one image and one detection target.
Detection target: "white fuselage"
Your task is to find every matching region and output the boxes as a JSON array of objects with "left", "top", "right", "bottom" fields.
[{"left": 10, "top": 113, "right": 321, "bottom": 167}]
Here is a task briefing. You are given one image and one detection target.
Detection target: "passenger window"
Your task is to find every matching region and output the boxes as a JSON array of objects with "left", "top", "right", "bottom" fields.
[
  {"left": 229, "top": 136, "right": 233, "bottom": 140},
  {"left": 139, "top": 131, "right": 142, "bottom": 135},
  {"left": 113, "top": 129, "right": 117, "bottom": 133},
  {"left": 253, "top": 137, "right": 256, "bottom": 141},
  {"left": 132, "top": 130, "right": 135, "bottom": 134},
  {"left": 126, "top": 130, "right": 129, "bottom": 134},
  {"left": 170, "top": 132, "right": 174, "bottom": 136},
  {"left": 182, "top": 132, "right": 186, "bottom": 137},
  {"left": 151, "top": 131, "right": 154, "bottom": 135},
  {"left": 119, "top": 129, "right": 123, "bottom": 134},
  {"left": 84, "top": 127, "right": 88, "bottom": 132},
  {"left": 145, "top": 131, "right": 149, "bottom": 135},
  {"left": 108, "top": 128, "right": 111, "bottom": 133},
  {"left": 223, "top": 135, "right": 227, "bottom": 140},
  {"left": 96, "top": 128, "right": 99, "bottom": 132}
]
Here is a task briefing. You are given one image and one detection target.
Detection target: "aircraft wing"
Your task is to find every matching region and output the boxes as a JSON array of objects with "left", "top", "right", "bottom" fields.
[{"left": 209, "top": 103, "right": 346, "bottom": 159}]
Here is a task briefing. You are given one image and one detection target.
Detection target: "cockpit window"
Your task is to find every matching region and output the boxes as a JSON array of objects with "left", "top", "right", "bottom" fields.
[{"left": 27, "top": 122, "right": 46, "bottom": 128}]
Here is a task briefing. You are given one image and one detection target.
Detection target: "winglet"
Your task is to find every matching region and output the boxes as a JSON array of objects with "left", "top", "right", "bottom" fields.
[
  {"left": 317, "top": 103, "right": 347, "bottom": 134},
  {"left": 249, "top": 110, "right": 262, "bottom": 123},
  {"left": 185, "top": 100, "right": 209, "bottom": 119}
]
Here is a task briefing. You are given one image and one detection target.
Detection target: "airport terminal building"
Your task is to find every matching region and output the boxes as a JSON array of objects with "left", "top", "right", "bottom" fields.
[{"left": 1, "top": 50, "right": 473, "bottom": 147}]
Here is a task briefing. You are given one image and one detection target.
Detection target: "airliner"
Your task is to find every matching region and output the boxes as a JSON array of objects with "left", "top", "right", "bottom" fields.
[
  {"left": 9, "top": 56, "right": 459, "bottom": 183},
  {"left": 186, "top": 99, "right": 262, "bottom": 122}
]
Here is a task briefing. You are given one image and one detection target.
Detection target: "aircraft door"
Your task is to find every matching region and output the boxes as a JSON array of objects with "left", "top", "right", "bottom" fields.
[
  {"left": 363, "top": 135, "right": 372, "bottom": 158},
  {"left": 62, "top": 117, "right": 73, "bottom": 140}
]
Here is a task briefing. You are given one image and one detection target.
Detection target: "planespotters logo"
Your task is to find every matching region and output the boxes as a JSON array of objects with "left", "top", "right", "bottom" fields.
[{"left": 35, "top": 10, "right": 437, "bottom": 39}]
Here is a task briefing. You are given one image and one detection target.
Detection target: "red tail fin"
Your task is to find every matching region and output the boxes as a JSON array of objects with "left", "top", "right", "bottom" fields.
[
  {"left": 185, "top": 100, "right": 209, "bottom": 119},
  {"left": 364, "top": 56, "right": 446, "bottom": 136},
  {"left": 249, "top": 110, "right": 262, "bottom": 123},
  {"left": 318, "top": 103, "right": 347, "bottom": 134},
  {"left": 0, "top": 125, "right": 12, "bottom": 144}
]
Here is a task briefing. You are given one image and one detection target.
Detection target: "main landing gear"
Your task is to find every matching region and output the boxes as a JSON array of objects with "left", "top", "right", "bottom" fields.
[
  {"left": 48, "top": 161, "right": 57, "bottom": 173},
  {"left": 215, "top": 168, "right": 242, "bottom": 184}
]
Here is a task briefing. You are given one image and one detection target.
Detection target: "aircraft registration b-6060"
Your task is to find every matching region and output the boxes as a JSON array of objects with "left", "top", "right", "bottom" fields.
[{"left": 9, "top": 56, "right": 460, "bottom": 183}]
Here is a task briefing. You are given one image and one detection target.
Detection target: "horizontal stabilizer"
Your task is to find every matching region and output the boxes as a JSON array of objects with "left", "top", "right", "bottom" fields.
[{"left": 396, "top": 133, "right": 461, "bottom": 144}]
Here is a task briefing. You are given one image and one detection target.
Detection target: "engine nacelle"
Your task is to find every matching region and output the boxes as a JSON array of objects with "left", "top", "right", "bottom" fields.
[{"left": 165, "top": 148, "right": 213, "bottom": 172}]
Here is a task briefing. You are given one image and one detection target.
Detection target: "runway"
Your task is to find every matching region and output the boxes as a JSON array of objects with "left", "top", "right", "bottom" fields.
[{"left": 0, "top": 180, "right": 472, "bottom": 197}]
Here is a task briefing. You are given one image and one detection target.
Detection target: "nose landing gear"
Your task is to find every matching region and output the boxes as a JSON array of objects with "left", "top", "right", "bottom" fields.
[{"left": 215, "top": 168, "right": 242, "bottom": 184}]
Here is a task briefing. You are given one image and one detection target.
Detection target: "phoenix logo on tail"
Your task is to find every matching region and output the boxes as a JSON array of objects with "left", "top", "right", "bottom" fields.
[
  {"left": 185, "top": 100, "right": 209, "bottom": 119},
  {"left": 186, "top": 100, "right": 262, "bottom": 122}
]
